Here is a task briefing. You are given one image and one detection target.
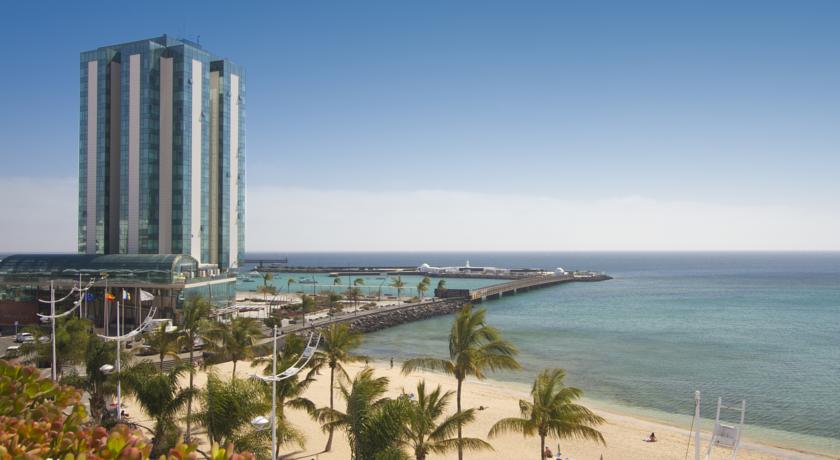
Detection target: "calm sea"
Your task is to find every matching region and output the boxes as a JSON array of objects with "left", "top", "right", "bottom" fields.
[{"left": 244, "top": 252, "right": 840, "bottom": 455}]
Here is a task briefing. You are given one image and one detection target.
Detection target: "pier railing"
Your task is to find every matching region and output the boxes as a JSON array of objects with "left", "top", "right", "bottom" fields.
[{"left": 469, "top": 274, "right": 574, "bottom": 300}]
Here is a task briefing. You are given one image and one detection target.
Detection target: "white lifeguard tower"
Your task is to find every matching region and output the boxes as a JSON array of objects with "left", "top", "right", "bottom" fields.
[{"left": 690, "top": 391, "right": 746, "bottom": 460}]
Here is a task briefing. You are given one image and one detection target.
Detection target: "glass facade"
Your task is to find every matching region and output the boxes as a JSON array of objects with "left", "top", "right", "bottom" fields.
[
  {"left": 0, "top": 254, "right": 236, "bottom": 320},
  {"left": 0, "top": 254, "right": 198, "bottom": 285},
  {"left": 78, "top": 36, "right": 245, "bottom": 270}
]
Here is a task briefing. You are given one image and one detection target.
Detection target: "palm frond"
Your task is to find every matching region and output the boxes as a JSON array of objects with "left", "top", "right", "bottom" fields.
[
  {"left": 431, "top": 436, "right": 494, "bottom": 453},
  {"left": 401, "top": 357, "right": 455, "bottom": 376},
  {"left": 488, "top": 417, "right": 537, "bottom": 438}
]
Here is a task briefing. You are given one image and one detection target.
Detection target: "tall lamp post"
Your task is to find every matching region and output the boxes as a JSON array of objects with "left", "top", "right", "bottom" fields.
[
  {"left": 37, "top": 278, "right": 96, "bottom": 381},
  {"left": 251, "top": 326, "right": 278, "bottom": 460},
  {"left": 251, "top": 328, "right": 321, "bottom": 460},
  {"left": 97, "top": 285, "right": 157, "bottom": 422}
]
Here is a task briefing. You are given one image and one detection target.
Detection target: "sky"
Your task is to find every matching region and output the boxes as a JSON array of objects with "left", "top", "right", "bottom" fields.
[{"left": 1, "top": 0, "right": 839, "bottom": 251}]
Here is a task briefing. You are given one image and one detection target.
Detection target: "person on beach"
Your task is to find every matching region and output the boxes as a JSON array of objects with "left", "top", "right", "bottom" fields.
[
  {"left": 645, "top": 432, "right": 657, "bottom": 442},
  {"left": 543, "top": 446, "right": 553, "bottom": 458},
  {"left": 390, "top": 357, "right": 394, "bottom": 368}
]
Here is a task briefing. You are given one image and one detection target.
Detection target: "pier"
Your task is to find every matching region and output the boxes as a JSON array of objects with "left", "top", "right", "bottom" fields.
[
  {"left": 274, "top": 272, "right": 611, "bottom": 334},
  {"left": 469, "top": 272, "right": 611, "bottom": 302}
]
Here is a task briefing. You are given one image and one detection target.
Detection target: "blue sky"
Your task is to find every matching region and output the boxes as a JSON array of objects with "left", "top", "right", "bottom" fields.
[{"left": 1, "top": 1, "right": 839, "bottom": 251}]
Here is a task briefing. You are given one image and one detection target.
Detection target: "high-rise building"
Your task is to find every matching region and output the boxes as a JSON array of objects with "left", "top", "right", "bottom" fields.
[{"left": 78, "top": 35, "right": 244, "bottom": 269}]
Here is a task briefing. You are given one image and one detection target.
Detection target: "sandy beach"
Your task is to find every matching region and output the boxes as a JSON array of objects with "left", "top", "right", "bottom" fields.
[{"left": 121, "top": 359, "right": 834, "bottom": 460}]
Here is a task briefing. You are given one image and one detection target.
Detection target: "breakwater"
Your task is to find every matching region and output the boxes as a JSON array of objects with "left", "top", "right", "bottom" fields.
[
  {"left": 346, "top": 298, "right": 468, "bottom": 333},
  {"left": 291, "top": 274, "right": 611, "bottom": 334}
]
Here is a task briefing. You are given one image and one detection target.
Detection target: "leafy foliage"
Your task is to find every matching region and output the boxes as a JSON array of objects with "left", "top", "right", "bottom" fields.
[
  {"left": 399, "top": 381, "right": 491, "bottom": 460},
  {"left": 61, "top": 335, "right": 120, "bottom": 425},
  {"left": 145, "top": 322, "right": 181, "bottom": 369},
  {"left": 402, "top": 304, "right": 520, "bottom": 460},
  {"left": 21, "top": 317, "right": 92, "bottom": 374},
  {"left": 177, "top": 296, "right": 214, "bottom": 441},
  {"left": 252, "top": 334, "right": 315, "bottom": 455},
  {"left": 0, "top": 360, "right": 156, "bottom": 458},
  {"left": 318, "top": 368, "right": 410, "bottom": 460},
  {"left": 122, "top": 362, "right": 196, "bottom": 456},
  {"left": 390, "top": 277, "right": 405, "bottom": 303},
  {"left": 489, "top": 368, "right": 605, "bottom": 459},
  {"left": 193, "top": 373, "right": 269, "bottom": 453},
  {"left": 208, "top": 317, "right": 263, "bottom": 379},
  {"left": 310, "top": 323, "right": 366, "bottom": 451}
]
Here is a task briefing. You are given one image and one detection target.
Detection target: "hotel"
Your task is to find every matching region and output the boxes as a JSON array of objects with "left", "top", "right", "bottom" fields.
[
  {"left": 78, "top": 35, "right": 245, "bottom": 269},
  {"left": 0, "top": 36, "right": 244, "bottom": 329}
]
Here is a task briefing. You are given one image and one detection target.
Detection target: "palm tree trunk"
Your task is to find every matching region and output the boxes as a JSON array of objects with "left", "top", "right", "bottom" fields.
[
  {"left": 325, "top": 366, "right": 335, "bottom": 451},
  {"left": 232, "top": 359, "right": 237, "bottom": 380},
  {"left": 457, "top": 377, "right": 463, "bottom": 460},
  {"left": 186, "top": 346, "right": 194, "bottom": 441},
  {"left": 540, "top": 435, "right": 545, "bottom": 460}
]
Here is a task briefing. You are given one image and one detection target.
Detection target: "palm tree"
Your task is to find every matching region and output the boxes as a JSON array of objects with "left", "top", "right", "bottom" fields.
[
  {"left": 400, "top": 380, "right": 492, "bottom": 460},
  {"left": 299, "top": 294, "right": 316, "bottom": 326},
  {"left": 391, "top": 276, "right": 405, "bottom": 305},
  {"left": 287, "top": 277, "right": 296, "bottom": 293},
  {"left": 194, "top": 372, "right": 271, "bottom": 455},
  {"left": 310, "top": 323, "right": 366, "bottom": 452},
  {"left": 352, "top": 278, "right": 365, "bottom": 312},
  {"left": 61, "top": 335, "right": 119, "bottom": 424},
  {"left": 122, "top": 362, "right": 197, "bottom": 456},
  {"left": 417, "top": 277, "right": 431, "bottom": 300},
  {"left": 327, "top": 292, "right": 343, "bottom": 315},
  {"left": 333, "top": 277, "right": 342, "bottom": 289},
  {"left": 257, "top": 284, "right": 277, "bottom": 302},
  {"left": 178, "top": 295, "right": 213, "bottom": 442},
  {"left": 489, "top": 368, "right": 605, "bottom": 459},
  {"left": 146, "top": 321, "right": 181, "bottom": 369},
  {"left": 318, "top": 368, "right": 409, "bottom": 460},
  {"left": 21, "top": 317, "right": 92, "bottom": 376},
  {"left": 261, "top": 272, "right": 273, "bottom": 288},
  {"left": 209, "top": 316, "right": 263, "bottom": 379},
  {"left": 348, "top": 287, "right": 363, "bottom": 314},
  {"left": 436, "top": 279, "right": 446, "bottom": 296},
  {"left": 402, "top": 304, "right": 520, "bottom": 460}
]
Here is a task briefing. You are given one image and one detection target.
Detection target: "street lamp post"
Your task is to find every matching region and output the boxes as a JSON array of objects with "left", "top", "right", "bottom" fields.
[
  {"left": 50, "top": 281, "right": 56, "bottom": 381},
  {"left": 270, "top": 325, "right": 277, "bottom": 460},
  {"left": 251, "top": 329, "right": 321, "bottom": 460},
  {"left": 115, "top": 300, "right": 121, "bottom": 418},
  {"left": 251, "top": 325, "right": 278, "bottom": 460},
  {"left": 38, "top": 278, "right": 94, "bottom": 381}
]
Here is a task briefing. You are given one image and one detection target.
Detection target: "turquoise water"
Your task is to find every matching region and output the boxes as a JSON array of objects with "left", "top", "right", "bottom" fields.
[
  {"left": 243, "top": 252, "right": 840, "bottom": 455},
  {"left": 237, "top": 271, "right": 498, "bottom": 297}
]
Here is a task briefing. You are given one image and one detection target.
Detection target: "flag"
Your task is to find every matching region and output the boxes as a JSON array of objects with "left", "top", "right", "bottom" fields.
[
  {"left": 122, "top": 290, "right": 131, "bottom": 301},
  {"left": 139, "top": 289, "right": 155, "bottom": 302},
  {"left": 105, "top": 292, "right": 116, "bottom": 301}
]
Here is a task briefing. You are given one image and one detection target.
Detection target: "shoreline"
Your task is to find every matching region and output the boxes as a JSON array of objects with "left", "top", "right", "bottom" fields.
[
  {"left": 455, "top": 372, "right": 838, "bottom": 460},
  {"left": 121, "top": 359, "right": 836, "bottom": 460},
  {"left": 225, "top": 290, "right": 838, "bottom": 458}
]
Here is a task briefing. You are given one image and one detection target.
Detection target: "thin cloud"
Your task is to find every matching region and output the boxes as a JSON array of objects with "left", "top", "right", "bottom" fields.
[
  {"left": 248, "top": 186, "right": 840, "bottom": 251},
  {"left": 1, "top": 178, "right": 838, "bottom": 253}
]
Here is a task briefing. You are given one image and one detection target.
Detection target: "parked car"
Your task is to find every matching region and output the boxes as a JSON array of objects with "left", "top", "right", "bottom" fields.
[
  {"left": 5, "top": 345, "right": 21, "bottom": 357},
  {"left": 15, "top": 332, "right": 34, "bottom": 343},
  {"left": 136, "top": 344, "right": 156, "bottom": 356},
  {"left": 180, "top": 337, "right": 206, "bottom": 352}
]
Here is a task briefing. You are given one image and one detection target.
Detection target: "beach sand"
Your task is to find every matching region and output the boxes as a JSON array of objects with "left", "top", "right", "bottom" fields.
[{"left": 122, "top": 359, "right": 834, "bottom": 460}]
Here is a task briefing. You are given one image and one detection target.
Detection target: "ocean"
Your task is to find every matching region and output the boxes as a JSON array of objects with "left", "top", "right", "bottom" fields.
[{"left": 243, "top": 252, "right": 840, "bottom": 455}]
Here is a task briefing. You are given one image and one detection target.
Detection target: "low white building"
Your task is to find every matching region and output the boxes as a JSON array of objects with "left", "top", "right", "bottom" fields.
[{"left": 418, "top": 261, "right": 511, "bottom": 275}]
